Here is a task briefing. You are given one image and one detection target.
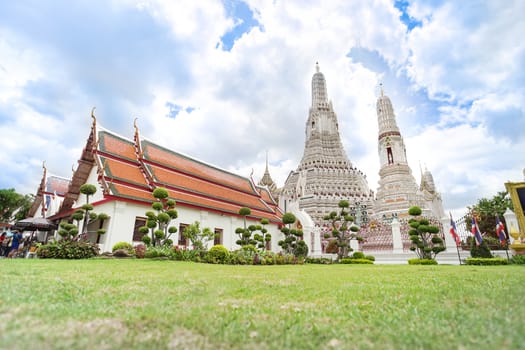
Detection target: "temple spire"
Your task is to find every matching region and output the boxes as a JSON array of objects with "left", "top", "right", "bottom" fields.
[{"left": 311, "top": 62, "right": 328, "bottom": 107}]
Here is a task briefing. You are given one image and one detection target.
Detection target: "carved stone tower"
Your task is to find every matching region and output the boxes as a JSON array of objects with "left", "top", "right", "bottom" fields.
[
  {"left": 281, "top": 63, "right": 373, "bottom": 224},
  {"left": 375, "top": 87, "right": 444, "bottom": 219}
]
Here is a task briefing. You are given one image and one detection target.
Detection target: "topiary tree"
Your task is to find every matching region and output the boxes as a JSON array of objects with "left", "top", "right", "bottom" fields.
[
  {"left": 63, "top": 184, "right": 108, "bottom": 241},
  {"left": 79, "top": 184, "right": 97, "bottom": 236},
  {"left": 234, "top": 208, "right": 271, "bottom": 250},
  {"left": 278, "top": 212, "right": 306, "bottom": 257},
  {"left": 183, "top": 221, "right": 215, "bottom": 251},
  {"left": 57, "top": 221, "right": 79, "bottom": 239},
  {"left": 323, "top": 200, "right": 361, "bottom": 261},
  {"left": 235, "top": 207, "right": 252, "bottom": 246},
  {"left": 407, "top": 206, "right": 445, "bottom": 260},
  {"left": 253, "top": 218, "right": 271, "bottom": 250},
  {"left": 138, "top": 187, "right": 178, "bottom": 246}
]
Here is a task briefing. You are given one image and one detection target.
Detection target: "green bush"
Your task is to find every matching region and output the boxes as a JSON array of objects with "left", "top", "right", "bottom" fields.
[
  {"left": 144, "top": 246, "right": 174, "bottom": 259},
  {"left": 465, "top": 258, "right": 508, "bottom": 265},
  {"left": 293, "top": 240, "right": 309, "bottom": 258},
  {"left": 37, "top": 240, "right": 99, "bottom": 259},
  {"left": 172, "top": 247, "right": 201, "bottom": 261},
  {"left": 352, "top": 251, "right": 365, "bottom": 259},
  {"left": 112, "top": 242, "right": 134, "bottom": 254},
  {"left": 408, "top": 258, "right": 438, "bottom": 265},
  {"left": 206, "top": 245, "right": 230, "bottom": 264},
  {"left": 365, "top": 255, "right": 376, "bottom": 261},
  {"left": 340, "top": 258, "right": 373, "bottom": 264},
  {"left": 510, "top": 254, "right": 525, "bottom": 265},
  {"left": 305, "top": 257, "right": 333, "bottom": 264},
  {"left": 469, "top": 237, "right": 493, "bottom": 258}
]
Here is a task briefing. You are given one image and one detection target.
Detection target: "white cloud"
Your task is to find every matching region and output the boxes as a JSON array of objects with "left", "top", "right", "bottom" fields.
[{"left": 0, "top": 0, "right": 524, "bottom": 220}]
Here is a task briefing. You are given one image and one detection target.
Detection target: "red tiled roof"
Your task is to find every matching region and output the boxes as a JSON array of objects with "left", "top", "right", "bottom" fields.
[
  {"left": 109, "top": 183, "right": 155, "bottom": 203},
  {"left": 148, "top": 164, "right": 270, "bottom": 211},
  {"left": 142, "top": 140, "right": 254, "bottom": 193},
  {"left": 98, "top": 131, "right": 137, "bottom": 161},
  {"left": 88, "top": 130, "right": 281, "bottom": 223},
  {"left": 46, "top": 176, "right": 71, "bottom": 195},
  {"left": 101, "top": 157, "right": 149, "bottom": 187}
]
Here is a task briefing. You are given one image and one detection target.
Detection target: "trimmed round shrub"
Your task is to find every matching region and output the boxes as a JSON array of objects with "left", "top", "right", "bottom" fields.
[
  {"left": 365, "top": 255, "right": 376, "bottom": 261},
  {"left": 207, "top": 245, "right": 230, "bottom": 264},
  {"left": 408, "top": 206, "right": 422, "bottom": 216},
  {"left": 142, "top": 235, "right": 151, "bottom": 245},
  {"left": 294, "top": 240, "right": 309, "bottom": 258},
  {"left": 112, "top": 241, "right": 134, "bottom": 253},
  {"left": 352, "top": 251, "right": 365, "bottom": 259}
]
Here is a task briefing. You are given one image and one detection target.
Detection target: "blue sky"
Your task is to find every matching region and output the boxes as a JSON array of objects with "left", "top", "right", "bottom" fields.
[{"left": 0, "top": 0, "right": 524, "bottom": 219}]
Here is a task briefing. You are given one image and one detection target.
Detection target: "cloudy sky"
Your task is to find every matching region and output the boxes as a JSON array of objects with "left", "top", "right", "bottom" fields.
[{"left": 1, "top": 0, "right": 524, "bottom": 218}]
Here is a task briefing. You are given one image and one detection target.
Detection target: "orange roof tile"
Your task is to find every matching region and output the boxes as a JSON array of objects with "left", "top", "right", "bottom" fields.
[
  {"left": 142, "top": 140, "right": 254, "bottom": 193},
  {"left": 109, "top": 183, "right": 154, "bottom": 203},
  {"left": 101, "top": 157, "right": 149, "bottom": 187},
  {"left": 98, "top": 131, "right": 137, "bottom": 161},
  {"left": 148, "top": 164, "right": 270, "bottom": 211},
  {"left": 164, "top": 188, "right": 281, "bottom": 222}
]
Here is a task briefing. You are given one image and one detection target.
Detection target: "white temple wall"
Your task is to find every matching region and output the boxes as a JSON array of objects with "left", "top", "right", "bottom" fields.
[{"left": 90, "top": 199, "right": 283, "bottom": 253}]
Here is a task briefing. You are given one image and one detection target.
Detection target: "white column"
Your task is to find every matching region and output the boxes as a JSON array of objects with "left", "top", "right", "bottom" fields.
[
  {"left": 312, "top": 226, "right": 322, "bottom": 255},
  {"left": 391, "top": 218, "right": 403, "bottom": 253},
  {"left": 503, "top": 208, "right": 519, "bottom": 245},
  {"left": 350, "top": 239, "right": 360, "bottom": 252},
  {"left": 441, "top": 216, "right": 457, "bottom": 250}
]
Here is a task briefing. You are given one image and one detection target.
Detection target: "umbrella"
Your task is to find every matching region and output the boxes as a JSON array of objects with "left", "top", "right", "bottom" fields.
[{"left": 14, "top": 217, "right": 58, "bottom": 231}]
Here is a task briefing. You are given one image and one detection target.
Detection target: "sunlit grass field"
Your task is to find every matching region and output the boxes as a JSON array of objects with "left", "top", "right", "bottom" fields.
[{"left": 0, "top": 259, "right": 522, "bottom": 349}]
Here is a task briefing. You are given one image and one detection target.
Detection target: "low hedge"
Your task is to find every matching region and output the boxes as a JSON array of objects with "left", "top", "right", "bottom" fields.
[
  {"left": 408, "top": 258, "right": 438, "bottom": 265},
  {"left": 465, "top": 258, "right": 508, "bottom": 265},
  {"left": 340, "top": 258, "right": 374, "bottom": 264}
]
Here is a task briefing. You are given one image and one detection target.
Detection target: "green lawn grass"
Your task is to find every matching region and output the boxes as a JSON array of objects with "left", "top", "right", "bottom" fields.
[{"left": 0, "top": 259, "right": 523, "bottom": 349}]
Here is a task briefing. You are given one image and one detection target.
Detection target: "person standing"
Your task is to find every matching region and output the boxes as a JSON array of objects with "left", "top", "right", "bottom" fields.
[
  {"left": 8, "top": 230, "right": 22, "bottom": 258},
  {"left": 0, "top": 232, "right": 6, "bottom": 257}
]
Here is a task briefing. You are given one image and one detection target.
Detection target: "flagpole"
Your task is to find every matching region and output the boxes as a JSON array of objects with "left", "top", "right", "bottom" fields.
[{"left": 456, "top": 242, "right": 462, "bottom": 265}]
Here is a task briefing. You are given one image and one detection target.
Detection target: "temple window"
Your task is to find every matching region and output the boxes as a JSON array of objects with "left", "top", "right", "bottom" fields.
[
  {"left": 132, "top": 217, "right": 147, "bottom": 241},
  {"left": 178, "top": 223, "right": 189, "bottom": 247},
  {"left": 214, "top": 228, "right": 223, "bottom": 245},
  {"left": 387, "top": 147, "right": 394, "bottom": 164}
]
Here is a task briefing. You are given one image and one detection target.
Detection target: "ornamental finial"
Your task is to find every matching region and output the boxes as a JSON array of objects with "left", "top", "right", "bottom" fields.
[{"left": 91, "top": 107, "right": 97, "bottom": 122}]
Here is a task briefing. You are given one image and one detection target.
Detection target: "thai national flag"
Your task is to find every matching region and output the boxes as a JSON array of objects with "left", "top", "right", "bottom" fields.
[
  {"left": 471, "top": 217, "right": 483, "bottom": 246},
  {"left": 496, "top": 215, "right": 507, "bottom": 245},
  {"left": 449, "top": 213, "right": 461, "bottom": 246}
]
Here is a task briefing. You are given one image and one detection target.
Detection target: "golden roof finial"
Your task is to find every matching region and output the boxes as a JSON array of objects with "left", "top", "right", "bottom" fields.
[
  {"left": 91, "top": 107, "right": 97, "bottom": 122},
  {"left": 42, "top": 161, "right": 46, "bottom": 171},
  {"left": 380, "top": 83, "right": 384, "bottom": 97}
]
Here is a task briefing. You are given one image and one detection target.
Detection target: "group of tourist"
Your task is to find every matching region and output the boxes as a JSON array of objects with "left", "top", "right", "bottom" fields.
[{"left": 0, "top": 230, "right": 24, "bottom": 258}]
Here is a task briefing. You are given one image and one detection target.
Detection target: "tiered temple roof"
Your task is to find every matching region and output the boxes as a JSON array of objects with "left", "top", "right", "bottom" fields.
[{"left": 55, "top": 114, "right": 282, "bottom": 224}]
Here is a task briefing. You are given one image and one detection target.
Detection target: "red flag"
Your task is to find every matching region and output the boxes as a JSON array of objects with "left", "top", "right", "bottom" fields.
[
  {"left": 449, "top": 213, "right": 461, "bottom": 247},
  {"left": 471, "top": 217, "right": 483, "bottom": 246}
]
